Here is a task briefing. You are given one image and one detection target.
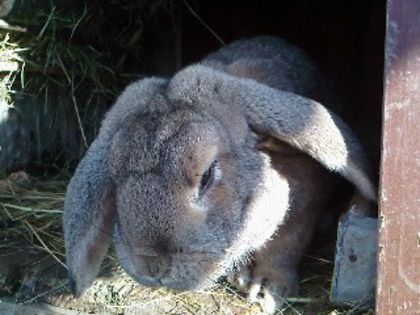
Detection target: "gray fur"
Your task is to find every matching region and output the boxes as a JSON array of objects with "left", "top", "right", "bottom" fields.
[
  {"left": 63, "top": 78, "right": 167, "bottom": 296},
  {"left": 63, "top": 36, "right": 376, "bottom": 312}
]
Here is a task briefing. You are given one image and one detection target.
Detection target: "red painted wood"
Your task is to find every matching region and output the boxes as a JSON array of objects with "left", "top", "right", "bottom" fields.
[{"left": 377, "top": 0, "right": 420, "bottom": 313}]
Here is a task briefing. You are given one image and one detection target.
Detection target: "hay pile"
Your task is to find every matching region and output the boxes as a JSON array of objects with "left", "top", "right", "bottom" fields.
[{"left": 0, "top": 0, "right": 165, "bottom": 174}]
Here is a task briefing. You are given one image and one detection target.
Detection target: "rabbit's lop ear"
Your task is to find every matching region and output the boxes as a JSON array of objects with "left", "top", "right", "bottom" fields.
[
  {"left": 170, "top": 66, "right": 376, "bottom": 201},
  {"left": 63, "top": 137, "right": 115, "bottom": 298},
  {"left": 63, "top": 78, "right": 167, "bottom": 297}
]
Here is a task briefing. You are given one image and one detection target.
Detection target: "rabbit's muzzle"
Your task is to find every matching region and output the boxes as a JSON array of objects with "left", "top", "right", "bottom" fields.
[
  {"left": 126, "top": 254, "right": 172, "bottom": 287},
  {"left": 113, "top": 220, "right": 222, "bottom": 290}
]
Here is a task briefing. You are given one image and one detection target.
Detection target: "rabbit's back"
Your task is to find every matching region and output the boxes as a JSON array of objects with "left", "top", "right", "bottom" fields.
[{"left": 202, "top": 36, "right": 338, "bottom": 109}]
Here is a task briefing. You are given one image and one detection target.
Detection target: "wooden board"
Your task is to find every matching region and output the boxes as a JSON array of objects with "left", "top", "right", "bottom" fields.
[{"left": 377, "top": 0, "right": 420, "bottom": 313}]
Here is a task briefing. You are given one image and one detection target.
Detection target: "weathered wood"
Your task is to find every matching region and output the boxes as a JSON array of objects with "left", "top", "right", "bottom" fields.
[{"left": 377, "top": 0, "right": 420, "bottom": 313}]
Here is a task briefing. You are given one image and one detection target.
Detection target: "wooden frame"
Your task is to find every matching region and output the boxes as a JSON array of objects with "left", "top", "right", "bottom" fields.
[{"left": 377, "top": 0, "right": 420, "bottom": 313}]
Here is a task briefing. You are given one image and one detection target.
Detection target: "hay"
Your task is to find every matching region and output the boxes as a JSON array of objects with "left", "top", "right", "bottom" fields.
[
  {"left": 0, "top": 172, "right": 66, "bottom": 265},
  {"left": 0, "top": 0, "right": 164, "bottom": 174},
  {"left": 0, "top": 32, "right": 25, "bottom": 114}
]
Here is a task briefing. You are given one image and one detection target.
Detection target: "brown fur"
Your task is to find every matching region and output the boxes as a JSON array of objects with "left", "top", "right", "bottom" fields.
[{"left": 232, "top": 138, "right": 340, "bottom": 298}]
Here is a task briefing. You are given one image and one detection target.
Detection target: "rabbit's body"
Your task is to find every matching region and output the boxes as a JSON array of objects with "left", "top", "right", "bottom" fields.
[
  {"left": 63, "top": 36, "right": 375, "bottom": 313},
  {"left": 202, "top": 36, "right": 339, "bottom": 110}
]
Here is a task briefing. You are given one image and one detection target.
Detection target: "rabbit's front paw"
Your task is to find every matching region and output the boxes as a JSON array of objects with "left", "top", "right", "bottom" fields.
[{"left": 228, "top": 263, "right": 298, "bottom": 314}]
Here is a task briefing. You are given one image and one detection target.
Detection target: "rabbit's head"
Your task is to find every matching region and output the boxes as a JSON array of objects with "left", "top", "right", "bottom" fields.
[
  {"left": 63, "top": 65, "right": 376, "bottom": 297},
  {"left": 107, "top": 101, "right": 292, "bottom": 290}
]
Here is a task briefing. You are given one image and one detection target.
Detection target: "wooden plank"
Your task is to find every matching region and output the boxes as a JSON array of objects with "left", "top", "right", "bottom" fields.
[{"left": 377, "top": 0, "right": 420, "bottom": 313}]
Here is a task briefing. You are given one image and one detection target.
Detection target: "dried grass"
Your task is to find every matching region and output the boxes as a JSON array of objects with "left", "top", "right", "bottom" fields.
[
  {"left": 0, "top": 0, "right": 156, "bottom": 172},
  {"left": 0, "top": 32, "right": 25, "bottom": 118}
]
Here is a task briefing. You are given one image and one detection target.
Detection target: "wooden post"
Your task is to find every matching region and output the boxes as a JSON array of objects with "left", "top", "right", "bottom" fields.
[{"left": 377, "top": 0, "right": 420, "bottom": 313}]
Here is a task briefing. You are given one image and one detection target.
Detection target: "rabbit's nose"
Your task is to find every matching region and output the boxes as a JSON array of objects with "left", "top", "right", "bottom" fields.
[{"left": 143, "top": 255, "right": 171, "bottom": 279}]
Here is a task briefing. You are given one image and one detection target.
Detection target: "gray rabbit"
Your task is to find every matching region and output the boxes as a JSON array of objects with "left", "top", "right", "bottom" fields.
[{"left": 63, "top": 36, "right": 376, "bottom": 313}]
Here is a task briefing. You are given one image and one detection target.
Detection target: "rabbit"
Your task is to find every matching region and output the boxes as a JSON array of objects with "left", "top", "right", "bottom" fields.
[{"left": 63, "top": 36, "right": 376, "bottom": 313}]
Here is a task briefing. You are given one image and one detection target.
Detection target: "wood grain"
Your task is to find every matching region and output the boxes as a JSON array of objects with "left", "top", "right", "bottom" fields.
[{"left": 377, "top": 0, "right": 420, "bottom": 313}]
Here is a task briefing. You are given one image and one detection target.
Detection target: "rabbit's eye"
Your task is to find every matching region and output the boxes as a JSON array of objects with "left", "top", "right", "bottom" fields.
[{"left": 200, "top": 161, "right": 216, "bottom": 193}]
